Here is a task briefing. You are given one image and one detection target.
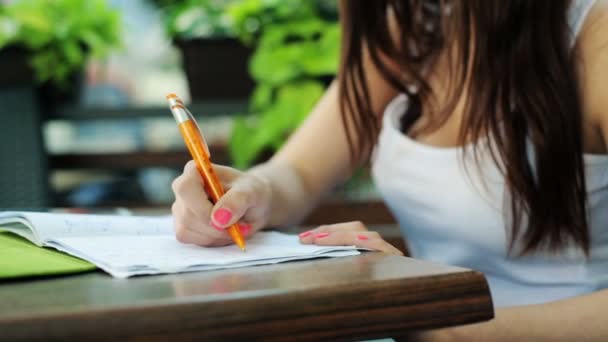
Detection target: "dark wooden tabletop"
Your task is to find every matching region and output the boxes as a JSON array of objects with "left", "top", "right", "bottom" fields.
[{"left": 0, "top": 253, "right": 493, "bottom": 341}]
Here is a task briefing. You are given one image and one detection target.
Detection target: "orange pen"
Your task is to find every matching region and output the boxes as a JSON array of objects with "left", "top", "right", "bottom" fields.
[{"left": 166, "top": 93, "right": 246, "bottom": 251}]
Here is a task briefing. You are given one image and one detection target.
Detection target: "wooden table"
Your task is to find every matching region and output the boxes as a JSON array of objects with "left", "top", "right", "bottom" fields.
[{"left": 0, "top": 252, "right": 493, "bottom": 341}]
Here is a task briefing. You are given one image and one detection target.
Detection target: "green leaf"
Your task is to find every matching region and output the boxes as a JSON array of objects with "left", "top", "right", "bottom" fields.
[
  {"left": 61, "top": 40, "right": 83, "bottom": 66},
  {"left": 274, "top": 81, "right": 324, "bottom": 123},
  {"left": 1, "top": 0, "right": 122, "bottom": 87},
  {"left": 8, "top": 10, "right": 52, "bottom": 35},
  {"left": 226, "top": 0, "right": 339, "bottom": 168},
  {"left": 250, "top": 84, "right": 274, "bottom": 111},
  {"left": 249, "top": 44, "right": 302, "bottom": 84},
  {"left": 300, "top": 23, "right": 340, "bottom": 75},
  {"left": 229, "top": 116, "right": 259, "bottom": 169},
  {"left": 230, "top": 81, "right": 325, "bottom": 168},
  {"left": 30, "top": 49, "right": 54, "bottom": 82}
]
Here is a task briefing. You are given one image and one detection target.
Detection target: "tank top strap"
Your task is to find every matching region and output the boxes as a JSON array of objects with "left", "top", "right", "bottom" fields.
[{"left": 569, "top": 0, "right": 598, "bottom": 47}]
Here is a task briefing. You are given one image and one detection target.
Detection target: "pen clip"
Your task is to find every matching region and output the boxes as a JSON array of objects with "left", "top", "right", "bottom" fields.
[
  {"left": 185, "top": 107, "right": 211, "bottom": 157},
  {"left": 167, "top": 94, "right": 211, "bottom": 157}
]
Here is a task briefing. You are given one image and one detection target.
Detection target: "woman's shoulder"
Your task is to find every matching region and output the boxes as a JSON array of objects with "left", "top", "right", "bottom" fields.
[
  {"left": 580, "top": 0, "right": 608, "bottom": 37},
  {"left": 577, "top": 0, "right": 608, "bottom": 152},
  {"left": 577, "top": 0, "right": 608, "bottom": 75}
]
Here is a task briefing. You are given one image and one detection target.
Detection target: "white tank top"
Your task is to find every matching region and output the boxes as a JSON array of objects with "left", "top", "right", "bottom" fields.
[{"left": 372, "top": 0, "right": 608, "bottom": 308}]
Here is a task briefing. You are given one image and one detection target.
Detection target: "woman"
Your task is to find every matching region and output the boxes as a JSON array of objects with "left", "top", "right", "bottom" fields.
[{"left": 171, "top": 0, "right": 608, "bottom": 339}]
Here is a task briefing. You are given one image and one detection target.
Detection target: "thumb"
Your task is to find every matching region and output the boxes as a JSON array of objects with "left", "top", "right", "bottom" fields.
[
  {"left": 213, "top": 164, "right": 241, "bottom": 186},
  {"left": 210, "top": 185, "right": 253, "bottom": 230}
]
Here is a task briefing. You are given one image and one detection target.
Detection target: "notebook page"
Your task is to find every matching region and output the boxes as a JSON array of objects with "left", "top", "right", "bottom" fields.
[
  {"left": 0, "top": 212, "right": 173, "bottom": 242},
  {"left": 48, "top": 231, "right": 359, "bottom": 277},
  {"left": 0, "top": 217, "right": 43, "bottom": 246},
  {"left": 108, "top": 251, "right": 360, "bottom": 278}
]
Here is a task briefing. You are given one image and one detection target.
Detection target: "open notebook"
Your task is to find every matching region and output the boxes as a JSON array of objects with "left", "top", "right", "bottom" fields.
[{"left": 0, "top": 212, "right": 359, "bottom": 278}]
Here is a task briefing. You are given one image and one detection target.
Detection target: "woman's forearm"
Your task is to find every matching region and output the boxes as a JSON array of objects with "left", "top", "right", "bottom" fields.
[
  {"left": 243, "top": 50, "right": 399, "bottom": 228},
  {"left": 426, "top": 288, "right": 608, "bottom": 341},
  {"left": 248, "top": 161, "right": 324, "bottom": 228}
]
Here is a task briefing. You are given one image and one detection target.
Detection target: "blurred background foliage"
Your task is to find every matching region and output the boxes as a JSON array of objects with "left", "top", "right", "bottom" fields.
[
  {"left": 0, "top": 0, "right": 122, "bottom": 88},
  {"left": 152, "top": 0, "right": 237, "bottom": 39},
  {"left": 153, "top": 0, "right": 340, "bottom": 168},
  {"left": 0, "top": 0, "right": 365, "bottom": 208}
]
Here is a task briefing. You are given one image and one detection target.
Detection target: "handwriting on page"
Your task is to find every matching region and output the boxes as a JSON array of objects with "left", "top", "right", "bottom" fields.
[
  {"left": 22, "top": 212, "right": 174, "bottom": 239},
  {"left": 60, "top": 216, "right": 172, "bottom": 235}
]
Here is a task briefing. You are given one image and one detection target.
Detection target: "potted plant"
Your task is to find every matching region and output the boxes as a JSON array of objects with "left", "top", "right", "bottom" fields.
[
  {"left": 227, "top": 0, "right": 340, "bottom": 168},
  {"left": 0, "top": 0, "right": 122, "bottom": 207},
  {"left": 154, "top": 0, "right": 255, "bottom": 100},
  {"left": 0, "top": 0, "right": 122, "bottom": 108}
]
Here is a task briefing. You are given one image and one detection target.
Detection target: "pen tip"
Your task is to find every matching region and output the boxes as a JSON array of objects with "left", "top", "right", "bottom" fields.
[{"left": 166, "top": 93, "right": 177, "bottom": 99}]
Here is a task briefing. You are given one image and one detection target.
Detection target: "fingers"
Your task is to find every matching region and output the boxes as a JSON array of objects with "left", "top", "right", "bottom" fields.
[
  {"left": 298, "top": 222, "right": 403, "bottom": 256},
  {"left": 172, "top": 161, "right": 237, "bottom": 246},
  {"left": 213, "top": 163, "right": 241, "bottom": 186},
  {"left": 346, "top": 231, "right": 404, "bottom": 256},
  {"left": 180, "top": 161, "right": 241, "bottom": 191},
  {"left": 311, "top": 221, "right": 368, "bottom": 234},
  {"left": 172, "top": 162, "right": 213, "bottom": 224},
  {"left": 171, "top": 203, "right": 232, "bottom": 246},
  {"left": 175, "top": 224, "right": 232, "bottom": 247},
  {"left": 298, "top": 221, "right": 367, "bottom": 244},
  {"left": 172, "top": 201, "right": 255, "bottom": 246},
  {"left": 209, "top": 185, "right": 254, "bottom": 229},
  {"left": 172, "top": 167, "right": 212, "bottom": 211},
  {"left": 172, "top": 161, "right": 261, "bottom": 247},
  {"left": 209, "top": 174, "right": 269, "bottom": 229},
  {"left": 238, "top": 222, "right": 254, "bottom": 238}
]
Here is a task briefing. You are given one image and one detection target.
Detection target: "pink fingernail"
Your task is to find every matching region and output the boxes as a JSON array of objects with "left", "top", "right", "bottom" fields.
[
  {"left": 239, "top": 223, "right": 252, "bottom": 235},
  {"left": 213, "top": 208, "right": 232, "bottom": 225},
  {"left": 357, "top": 235, "right": 369, "bottom": 241},
  {"left": 299, "top": 230, "right": 312, "bottom": 238},
  {"left": 315, "top": 233, "right": 330, "bottom": 239},
  {"left": 211, "top": 221, "right": 224, "bottom": 232}
]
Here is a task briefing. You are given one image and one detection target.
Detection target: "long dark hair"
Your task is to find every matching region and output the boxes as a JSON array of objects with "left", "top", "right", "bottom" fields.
[{"left": 338, "top": 0, "right": 589, "bottom": 255}]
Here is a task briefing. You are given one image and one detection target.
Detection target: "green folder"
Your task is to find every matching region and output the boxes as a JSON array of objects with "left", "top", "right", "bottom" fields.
[{"left": 0, "top": 231, "right": 96, "bottom": 280}]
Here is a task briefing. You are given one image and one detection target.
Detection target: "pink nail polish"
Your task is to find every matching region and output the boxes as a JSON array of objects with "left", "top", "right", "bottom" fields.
[
  {"left": 299, "top": 231, "right": 312, "bottom": 238},
  {"left": 239, "top": 223, "right": 252, "bottom": 235},
  {"left": 213, "top": 208, "right": 232, "bottom": 225},
  {"left": 315, "top": 233, "right": 330, "bottom": 239},
  {"left": 211, "top": 221, "right": 224, "bottom": 232},
  {"left": 357, "top": 235, "right": 369, "bottom": 241}
]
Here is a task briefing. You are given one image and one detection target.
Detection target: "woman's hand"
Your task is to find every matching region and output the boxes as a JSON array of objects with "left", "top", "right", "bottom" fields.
[
  {"left": 298, "top": 221, "right": 404, "bottom": 255},
  {"left": 171, "top": 161, "right": 273, "bottom": 247}
]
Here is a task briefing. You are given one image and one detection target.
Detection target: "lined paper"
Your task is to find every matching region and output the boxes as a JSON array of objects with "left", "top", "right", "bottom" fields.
[{"left": 0, "top": 212, "right": 359, "bottom": 278}]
